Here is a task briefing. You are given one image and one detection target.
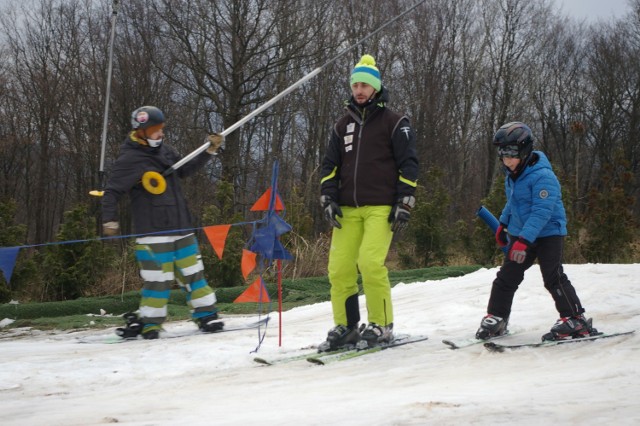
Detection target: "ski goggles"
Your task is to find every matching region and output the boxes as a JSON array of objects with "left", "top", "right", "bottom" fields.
[{"left": 497, "top": 145, "right": 520, "bottom": 158}]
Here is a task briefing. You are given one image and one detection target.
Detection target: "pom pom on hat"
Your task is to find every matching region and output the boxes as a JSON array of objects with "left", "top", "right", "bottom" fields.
[{"left": 350, "top": 54, "right": 381, "bottom": 92}]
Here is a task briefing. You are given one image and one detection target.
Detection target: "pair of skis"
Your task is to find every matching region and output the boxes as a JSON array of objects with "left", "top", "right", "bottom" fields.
[
  {"left": 443, "top": 330, "right": 635, "bottom": 352},
  {"left": 254, "top": 334, "right": 430, "bottom": 366}
]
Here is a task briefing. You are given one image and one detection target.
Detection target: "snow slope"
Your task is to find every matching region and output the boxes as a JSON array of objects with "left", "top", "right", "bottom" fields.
[{"left": 0, "top": 264, "right": 638, "bottom": 426}]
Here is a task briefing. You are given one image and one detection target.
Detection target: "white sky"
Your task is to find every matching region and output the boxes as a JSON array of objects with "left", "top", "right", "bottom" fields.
[
  {"left": 0, "top": 263, "right": 638, "bottom": 425},
  {"left": 554, "top": 0, "right": 632, "bottom": 22}
]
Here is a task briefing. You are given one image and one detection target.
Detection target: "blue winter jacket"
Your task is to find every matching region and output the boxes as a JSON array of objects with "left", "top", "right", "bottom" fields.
[{"left": 498, "top": 151, "right": 567, "bottom": 243}]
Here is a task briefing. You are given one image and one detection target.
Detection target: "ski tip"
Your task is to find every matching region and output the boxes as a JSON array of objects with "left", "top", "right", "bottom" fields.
[
  {"left": 483, "top": 342, "right": 505, "bottom": 353},
  {"left": 307, "top": 357, "right": 326, "bottom": 365},
  {"left": 253, "top": 357, "right": 272, "bottom": 366},
  {"left": 441, "top": 340, "right": 459, "bottom": 350}
]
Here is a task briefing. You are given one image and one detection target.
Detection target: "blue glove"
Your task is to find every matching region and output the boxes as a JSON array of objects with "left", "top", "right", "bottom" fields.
[{"left": 320, "top": 195, "right": 342, "bottom": 229}]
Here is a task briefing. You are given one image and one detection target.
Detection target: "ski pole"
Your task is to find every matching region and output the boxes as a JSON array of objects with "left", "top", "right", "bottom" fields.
[
  {"left": 90, "top": 0, "right": 120, "bottom": 197},
  {"left": 162, "top": 0, "right": 426, "bottom": 177}
]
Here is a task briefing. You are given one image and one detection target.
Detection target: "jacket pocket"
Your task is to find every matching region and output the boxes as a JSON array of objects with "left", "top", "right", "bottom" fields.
[{"left": 150, "top": 193, "right": 178, "bottom": 229}]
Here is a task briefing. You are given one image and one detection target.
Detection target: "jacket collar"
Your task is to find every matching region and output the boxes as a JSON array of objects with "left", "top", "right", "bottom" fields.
[{"left": 346, "top": 86, "right": 389, "bottom": 122}]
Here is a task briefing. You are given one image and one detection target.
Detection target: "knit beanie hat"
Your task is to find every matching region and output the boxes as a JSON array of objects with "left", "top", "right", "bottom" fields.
[{"left": 350, "top": 54, "right": 381, "bottom": 92}]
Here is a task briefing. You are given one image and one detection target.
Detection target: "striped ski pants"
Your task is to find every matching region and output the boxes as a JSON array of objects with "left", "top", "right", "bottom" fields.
[{"left": 135, "top": 233, "right": 217, "bottom": 325}]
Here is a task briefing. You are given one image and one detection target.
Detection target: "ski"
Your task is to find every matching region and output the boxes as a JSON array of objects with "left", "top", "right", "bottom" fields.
[
  {"left": 306, "top": 334, "right": 429, "bottom": 365},
  {"left": 442, "top": 331, "right": 511, "bottom": 350},
  {"left": 253, "top": 334, "right": 429, "bottom": 366},
  {"left": 484, "top": 330, "right": 635, "bottom": 352},
  {"left": 77, "top": 317, "right": 270, "bottom": 344},
  {"left": 253, "top": 345, "right": 353, "bottom": 366},
  {"left": 253, "top": 324, "right": 367, "bottom": 365}
]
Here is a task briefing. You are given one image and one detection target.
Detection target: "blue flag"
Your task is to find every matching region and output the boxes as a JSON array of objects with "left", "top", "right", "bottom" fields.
[{"left": 0, "top": 246, "right": 20, "bottom": 284}]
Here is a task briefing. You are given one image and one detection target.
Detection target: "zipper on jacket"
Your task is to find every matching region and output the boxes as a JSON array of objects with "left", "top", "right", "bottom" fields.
[{"left": 353, "top": 109, "right": 366, "bottom": 207}]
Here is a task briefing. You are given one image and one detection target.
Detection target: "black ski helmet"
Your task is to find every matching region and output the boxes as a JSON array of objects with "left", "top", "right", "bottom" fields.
[
  {"left": 493, "top": 122, "right": 534, "bottom": 160},
  {"left": 131, "top": 106, "right": 165, "bottom": 130}
]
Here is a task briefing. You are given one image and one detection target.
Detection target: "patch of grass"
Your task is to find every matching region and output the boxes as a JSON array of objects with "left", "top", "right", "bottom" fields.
[{"left": 0, "top": 265, "right": 482, "bottom": 331}]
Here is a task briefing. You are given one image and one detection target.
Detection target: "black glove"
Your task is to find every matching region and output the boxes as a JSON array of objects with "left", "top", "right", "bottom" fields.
[
  {"left": 495, "top": 223, "right": 509, "bottom": 247},
  {"left": 389, "top": 195, "right": 415, "bottom": 233},
  {"left": 320, "top": 195, "right": 342, "bottom": 229}
]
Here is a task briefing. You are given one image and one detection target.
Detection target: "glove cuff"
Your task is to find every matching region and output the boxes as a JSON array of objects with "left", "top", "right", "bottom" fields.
[
  {"left": 398, "top": 195, "right": 416, "bottom": 209},
  {"left": 320, "top": 195, "right": 333, "bottom": 208},
  {"left": 516, "top": 237, "right": 532, "bottom": 247}
]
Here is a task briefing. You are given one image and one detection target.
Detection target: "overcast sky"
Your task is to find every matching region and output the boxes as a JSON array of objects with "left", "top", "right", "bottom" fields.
[{"left": 554, "top": 0, "right": 633, "bottom": 22}]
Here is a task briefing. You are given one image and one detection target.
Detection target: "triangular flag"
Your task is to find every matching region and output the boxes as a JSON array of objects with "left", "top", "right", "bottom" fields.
[
  {"left": 268, "top": 213, "right": 292, "bottom": 237},
  {"left": 0, "top": 246, "right": 20, "bottom": 284},
  {"left": 272, "top": 239, "right": 294, "bottom": 260},
  {"left": 203, "top": 224, "right": 232, "bottom": 259},
  {"left": 234, "top": 277, "right": 271, "bottom": 303},
  {"left": 241, "top": 249, "right": 257, "bottom": 280},
  {"left": 250, "top": 225, "right": 276, "bottom": 259},
  {"left": 250, "top": 188, "right": 285, "bottom": 212}
]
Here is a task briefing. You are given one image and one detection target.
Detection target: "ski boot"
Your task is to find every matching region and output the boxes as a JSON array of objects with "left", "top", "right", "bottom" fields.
[
  {"left": 475, "top": 314, "right": 509, "bottom": 340},
  {"left": 318, "top": 324, "right": 362, "bottom": 352},
  {"left": 115, "top": 312, "right": 144, "bottom": 339},
  {"left": 542, "top": 314, "right": 596, "bottom": 341},
  {"left": 141, "top": 324, "right": 161, "bottom": 340},
  {"left": 198, "top": 312, "right": 225, "bottom": 333},
  {"left": 359, "top": 323, "right": 394, "bottom": 349}
]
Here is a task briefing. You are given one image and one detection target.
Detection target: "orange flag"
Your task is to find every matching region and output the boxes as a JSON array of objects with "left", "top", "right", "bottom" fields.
[
  {"left": 203, "top": 224, "right": 232, "bottom": 259},
  {"left": 241, "top": 249, "right": 257, "bottom": 279},
  {"left": 250, "top": 187, "right": 285, "bottom": 211},
  {"left": 234, "top": 277, "right": 271, "bottom": 303}
]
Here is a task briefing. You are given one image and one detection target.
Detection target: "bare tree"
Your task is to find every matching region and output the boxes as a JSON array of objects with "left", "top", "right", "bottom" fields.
[
  {"left": 0, "top": 0, "right": 85, "bottom": 243},
  {"left": 478, "top": 0, "right": 551, "bottom": 195}
]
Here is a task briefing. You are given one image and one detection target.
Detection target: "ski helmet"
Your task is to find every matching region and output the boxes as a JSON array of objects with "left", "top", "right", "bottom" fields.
[
  {"left": 131, "top": 106, "right": 165, "bottom": 130},
  {"left": 492, "top": 122, "right": 534, "bottom": 160}
]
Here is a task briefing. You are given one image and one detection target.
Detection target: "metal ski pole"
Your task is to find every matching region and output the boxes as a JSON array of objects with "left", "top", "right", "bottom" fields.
[
  {"left": 90, "top": 0, "right": 120, "bottom": 197},
  {"left": 163, "top": 0, "right": 426, "bottom": 177}
]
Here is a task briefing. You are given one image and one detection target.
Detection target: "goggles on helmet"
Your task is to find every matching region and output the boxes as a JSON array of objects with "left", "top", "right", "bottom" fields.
[{"left": 497, "top": 145, "right": 520, "bottom": 158}]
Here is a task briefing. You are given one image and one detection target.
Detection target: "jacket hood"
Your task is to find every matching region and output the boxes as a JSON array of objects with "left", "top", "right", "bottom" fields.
[
  {"left": 506, "top": 150, "right": 552, "bottom": 180},
  {"left": 522, "top": 151, "right": 552, "bottom": 175}
]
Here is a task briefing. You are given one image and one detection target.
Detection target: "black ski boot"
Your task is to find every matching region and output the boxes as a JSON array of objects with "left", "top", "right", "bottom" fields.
[
  {"left": 115, "top": 312, "right": 144, "bottom": 339},
  {"left": 475, "top": 314, "right": 509, "bottom": 340},
  {"left": 318, "top": 324, "right": 362, "bottom": 352},
  {"left": 360, "top": 323, "right": 394, "bottom": 348},
  {"left": 542, "top": 315, "right": 596, "bottom": 341},
  {"left": 141, "top": 326, "right": 160, "bottom": 340},
  {"left": 198, "top": 312, "right": 225, "bottom": 333}
]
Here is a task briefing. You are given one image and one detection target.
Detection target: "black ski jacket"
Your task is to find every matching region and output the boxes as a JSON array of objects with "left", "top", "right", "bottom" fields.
[
  {"left": 320, "top": 88, "right": 419, "bottom": 206},
  {"left": 102, "top": 134, "right": 212, "bottom": 235}
]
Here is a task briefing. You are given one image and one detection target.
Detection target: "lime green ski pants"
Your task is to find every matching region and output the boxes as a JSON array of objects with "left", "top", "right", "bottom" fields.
[{"left": 328, "top": 205, "right": 394, "bottom": 327}]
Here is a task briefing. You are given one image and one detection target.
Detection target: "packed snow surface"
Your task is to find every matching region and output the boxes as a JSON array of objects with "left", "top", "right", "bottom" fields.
[{"left": 1, "top": 264, "right": 638, "bottom": 425}]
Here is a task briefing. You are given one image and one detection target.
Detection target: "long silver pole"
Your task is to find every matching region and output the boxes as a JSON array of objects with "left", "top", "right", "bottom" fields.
[
  {"left": 98, "top": 0, "right": 120, "bottom": 178},
  {"left": 163, "top": 0, "right": 426, "bottom": 176}
]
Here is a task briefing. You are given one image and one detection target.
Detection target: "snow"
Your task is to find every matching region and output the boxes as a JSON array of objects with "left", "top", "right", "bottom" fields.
[{"left": 1, "top": 263, "right": 639, "bottom": 426}]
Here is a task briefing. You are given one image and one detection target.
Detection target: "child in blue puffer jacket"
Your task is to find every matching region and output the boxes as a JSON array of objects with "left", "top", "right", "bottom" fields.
[{"left": 475, "top": 122, "right": 596, "bottom": 342}]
